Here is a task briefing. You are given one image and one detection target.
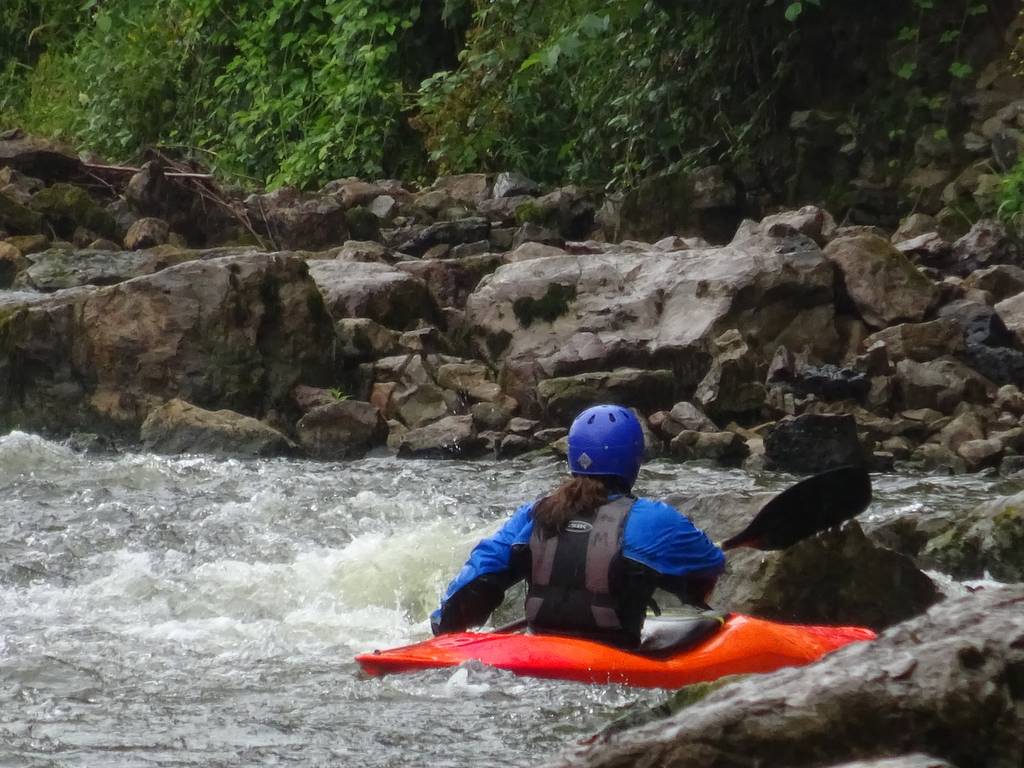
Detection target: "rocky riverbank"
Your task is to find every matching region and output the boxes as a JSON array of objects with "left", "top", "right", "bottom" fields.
[{"left": 3, "top": 130, "right": 1024, "bottom": 479}]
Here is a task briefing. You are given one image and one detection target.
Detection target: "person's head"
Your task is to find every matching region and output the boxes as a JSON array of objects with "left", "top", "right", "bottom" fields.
[
  {"left": 567, "top": 404, "right": 645, "bottom": 492},
  {"left": 533, "top": 405, "right": 646, "bottom": 533}
]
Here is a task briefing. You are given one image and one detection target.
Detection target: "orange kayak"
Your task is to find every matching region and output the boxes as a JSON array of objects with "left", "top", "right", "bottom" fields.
[{"left": 355, "top": 613, "right": 875, "bottom": 689}]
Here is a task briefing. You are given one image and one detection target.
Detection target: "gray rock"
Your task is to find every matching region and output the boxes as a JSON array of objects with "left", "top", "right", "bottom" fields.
[
  {"left": 940, "top": 299, "right": 1017, "bottom": 347},
  {"left": 742, "top": 206, "right": 837, "bottom": 246},
  {"left": 335, "top": 317, "right": 401, "bottom": 359},
  {"left": 921, "top": 490, "right": 1024, "bottom": 581},
  {"left": 668, "top": 430, "right": 748, "bottom": 465},
  {"left": 995, "top": 291, "right": 1024, "bottom": 346},
  {"left": 694, "top": 331, "right": 765, "bottom": 419},
  {"left": 141, "top": 399, "right": 295, "bottom": 458},
  {"left": 659, "top": 402, "right": 718, "bottom": 437},
  {"left": 824, "top": 232, "right": 938, "bottom": 328},
  {"left": 295, "top": 399, "right": 387, "bottom": 458},
  {"left": 962, "top": 264, "right": 1024, "bottom": 301},
  {"left": 0, "top": 135, "right": 82, "bottom": 181},
  {"left": 391, "top": 382, "right": 451, "bottom": 427},
  {"left": 536, "top": 368, "right": 675, "bottom": 424},
  {"left": 895, "top": 358, "right": 995, "bottom": 414},
  {"left": 492, "top": 172, "right": 540, "bottom": 199},
  {"left": 713, "top": 522, "right": 939, "bottom": 630},
  {"left": 894, "top": 232, "right": 952, "bottom": 268},
  {"left": 0, "top": 252, "right": 338, "bottom": 433},
  {"left": 952, "top": 219, "right": 1022, "bottom": 275},
  {"left": 395, "top": 414, "right": 485, "bottom": 458},
  {"left": 307, "top": 259, "right": 438, "bottom": 330},
  {"left": 891, "top": 213, "right": 937, "bottom": 243},
  {"left": 764, "top": 414, "right": 864, "bottom": 473},
  {"left": 0, "top": 241, "right": 28, "bottom": 288},
  {"left": 822, "top": 757, "right": 953, "bottom": 768},
  {"left": 124, "top": 217, "right": 170, "bottom": 250},
  {"left": 470, "top": 401, "right": 513, "bottom": 431},
  {"left": 245, "top": 188, "right": 349, "bottom": 250},
  {"left": 565, "top": 585, "right": 1023, "bottom": 768},
  {"left": 466, "top": 233, "right": 838, "bottom": 406},
  {"left": 395, "top": 217, "right": 491, "bottom": 257},
  {"left": 395, "top": 252, "right": 506, "bottom": 310},
  {"left": 864, "top": 320, "right": 965, "bottom": 363},
  {"left": 430, "top": 173, "right": 491, "bottom": 205}
]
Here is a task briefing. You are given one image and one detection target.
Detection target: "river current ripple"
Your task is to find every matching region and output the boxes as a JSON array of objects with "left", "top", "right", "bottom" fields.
[{"left": 0, "top": 431, "right": 1013, "bottom": 767}]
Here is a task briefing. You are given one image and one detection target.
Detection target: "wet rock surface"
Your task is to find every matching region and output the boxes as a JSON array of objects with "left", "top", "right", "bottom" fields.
[{"left": 562, "top": 585, "right": 1024, "bottom": 768}]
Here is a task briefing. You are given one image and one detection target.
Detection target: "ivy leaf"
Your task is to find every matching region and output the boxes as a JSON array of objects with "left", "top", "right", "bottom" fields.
[
  {"left": 967, "top": 2, "right": 987, "bottom": 15},
  {"left": 940, "top": 29, "right": 960, "bottom": 44},
  {"left": 897, "top": 61, "right": 917, "bottom": 79},
  {"left": 579, "top": 14, "right": 609, "bottom": 36},
  {"left": 541, "top": 43, "right": 562, "bottom": 70},
  {"left": 949, "top": 61, "right": 974, "bottom": 79},
  {"left": 898, "top": 26, "right": 918, "bottom": 42},
  {"left": 784, "top": 2, "right": 803, "bottom": 21}
]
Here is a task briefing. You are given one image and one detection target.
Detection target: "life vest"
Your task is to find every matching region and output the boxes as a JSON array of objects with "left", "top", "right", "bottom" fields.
[{"left": 525, "top": 496, "right": 633, "bottom": 640}]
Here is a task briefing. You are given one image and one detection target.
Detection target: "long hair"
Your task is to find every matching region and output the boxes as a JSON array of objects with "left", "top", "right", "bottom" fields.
[{"left": 532, "top": 475, "right": 624, "bottom": 535}]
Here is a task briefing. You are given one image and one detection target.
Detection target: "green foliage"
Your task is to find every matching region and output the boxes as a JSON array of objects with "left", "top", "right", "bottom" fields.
[
  {"left": 6, "top": 0, "right": 430, "bottom": 188},
  {"left": 415, "top": 0, "right": 796, "bottom": 188},
  {"left": 3, "top": 0, "right": 1011, "bottom": 196},
  {"left": 998, "top": 158, "right": 1024, "bottom": 235}
]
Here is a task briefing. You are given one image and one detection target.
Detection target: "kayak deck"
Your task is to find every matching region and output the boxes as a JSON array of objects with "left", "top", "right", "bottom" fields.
[{"left": 355, "top": 614, "right": 876, "bottom": 688}]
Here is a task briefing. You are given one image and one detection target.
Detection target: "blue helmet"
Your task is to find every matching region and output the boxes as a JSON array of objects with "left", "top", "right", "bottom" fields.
[{"left": 567, "top": 405, "right": 645, "bottom": 490}]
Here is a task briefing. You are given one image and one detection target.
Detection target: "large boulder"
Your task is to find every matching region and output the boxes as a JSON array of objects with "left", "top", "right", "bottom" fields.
[
  {"left": 712, "top": 522, "right": 940, "bottom": 630},
  {"left": 295, "top": 399, "right": 387, "bottom": 458},
  {"left": 894, "top": 358, "right": 995, "bottom": 413},
  {"left": 16, "top": 246, "right": 196, "bottom": 291},
  {"left": 0, "top": 253, "right": 338, "bottom": 434},
  {"left": 466, "top": 233, "right": 837, "bottom": 410},
  {"left": 0, "top": 135, "right": 82, "bottom": 181},
  {"left": 395, "top": 414, "right": 485, "bottom": 458},
  {"left": 566, "top": 585, "right": 1024, "bottom": 768},
  {"left": 920, "top": 490, "right": 1024, "bottom": 582},
  {"left": 823, "top": 232, "right": 938, "bottom": 328},
  {"left": 395, "top": 253, "right": 505, "bottom": 310},
  {"left": 245, "top": 188, "right": 349, "bottom": 250},
  {"left": 693, "top": 330, "right": 765, "bottom": 420},
  {"left": 306, "top": 260, "right": 439, "bottom": 330},
  {"left": 536, "top": 368, "right": 676, "bottom": 423},
  {"left": 140, "top": 398, "right": 295, "bottom": 457},
  {"left": 764, "top": 414, "right": 865, "bottom": 473}
]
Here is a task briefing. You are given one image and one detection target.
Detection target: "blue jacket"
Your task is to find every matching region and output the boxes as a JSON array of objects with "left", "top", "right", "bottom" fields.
[{"left": 431, "top": 496, "right": 725, "bottom": 632}]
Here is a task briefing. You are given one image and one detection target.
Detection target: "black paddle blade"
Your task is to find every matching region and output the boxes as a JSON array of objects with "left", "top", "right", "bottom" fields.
[{"left": 721, "top": 465, "right": 872, "bottom": 551}]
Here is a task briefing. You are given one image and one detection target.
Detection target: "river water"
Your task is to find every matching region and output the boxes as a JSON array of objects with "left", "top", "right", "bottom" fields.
[{"left": 0, "top": 431, "right": 1014, "bottom": 767}]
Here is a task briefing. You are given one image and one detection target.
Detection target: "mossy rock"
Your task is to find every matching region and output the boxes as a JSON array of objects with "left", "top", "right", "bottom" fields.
[
  {"left": 30, "top": 183, "right": 118, "bottom": 239},
  {"left": 514, "top": 200, "right": 545, "bottom": 225},
  {"left": 0, "top": 193, "right": 43, "bottom": 235}
]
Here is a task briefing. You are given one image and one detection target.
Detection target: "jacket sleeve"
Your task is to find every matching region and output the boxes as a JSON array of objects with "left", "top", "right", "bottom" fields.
[
  {"left": 621, "top": 498, "right": 726, "bottom": 607},
  {"left": 430, "top": 503, "right": 534, "bottom": 634}
]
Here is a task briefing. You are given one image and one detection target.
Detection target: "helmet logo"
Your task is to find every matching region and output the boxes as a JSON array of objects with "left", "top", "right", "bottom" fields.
[
  {"left": 577, "top": 452, "right": 593, "bottom": 469},
  {"left": 565, "top": 520, "right": 593, "bottom": 533}
]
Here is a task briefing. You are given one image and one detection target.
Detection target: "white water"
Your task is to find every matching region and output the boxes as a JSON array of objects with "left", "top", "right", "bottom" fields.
[{"left": 0, "top": 431, "right": 1010, "bottom": 766}]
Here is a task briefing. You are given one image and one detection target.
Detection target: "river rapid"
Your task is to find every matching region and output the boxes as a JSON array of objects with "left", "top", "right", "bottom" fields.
[{"left": 0, "top": 431, "right": 1014, "bottom": 767}]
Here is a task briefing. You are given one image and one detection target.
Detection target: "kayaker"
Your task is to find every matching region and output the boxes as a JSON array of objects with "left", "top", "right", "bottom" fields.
[{"left": 431, "top": 404, "right": 726, "bottom": 648}]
